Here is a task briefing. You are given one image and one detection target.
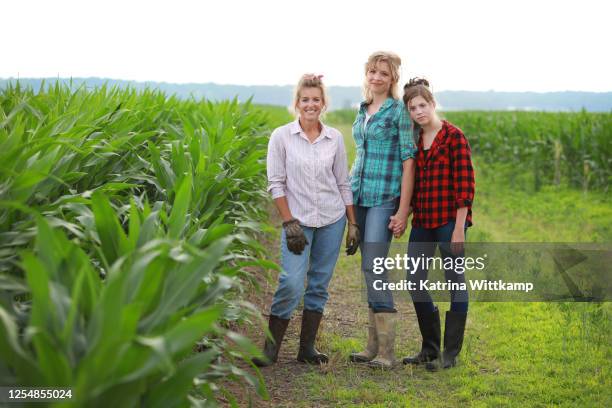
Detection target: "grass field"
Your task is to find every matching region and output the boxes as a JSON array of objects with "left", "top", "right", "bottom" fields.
[{"left": 249, "top": 106, "right": 612, "bottom": 407}]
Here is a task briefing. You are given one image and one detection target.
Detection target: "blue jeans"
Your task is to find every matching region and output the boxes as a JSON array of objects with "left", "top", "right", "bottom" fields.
[
  {"left": 270, "top": 216, "right": 346, "bottom": 319},
  {"left": 407, "top": 221, "right": 469, "bottom": 313},
  {"left": 356, "top": 198, "right": 398, "bottom": 313}
]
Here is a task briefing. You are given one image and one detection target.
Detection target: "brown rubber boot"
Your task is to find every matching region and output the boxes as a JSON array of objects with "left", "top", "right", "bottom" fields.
[
  {"left": 296, "top": 309, "right": 328, "bottom": 364},
  {"left": 252, "top": 314, "right": 290, "bottom": 367},
  {"left": 349, "top": 309, "right": 378, "bottom": 363},
  {"left": 367, "top": 312, "right": 397, "bottom": 369}
]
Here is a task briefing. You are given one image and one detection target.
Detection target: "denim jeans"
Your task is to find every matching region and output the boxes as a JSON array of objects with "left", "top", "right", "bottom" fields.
[
  {"left": 407, "top": 221, "right": 469, "bottom": 313},
  {"left": 270, "top": 216, "right": 346, "bottom": 319},
  {"left": 356, "top": 198, "right": 398, "bottom": 313}
]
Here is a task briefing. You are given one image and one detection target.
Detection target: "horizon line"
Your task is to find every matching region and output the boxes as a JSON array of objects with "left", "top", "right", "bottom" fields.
[{"left": 1, "top": 76, "right": 612, "bottom": 94}]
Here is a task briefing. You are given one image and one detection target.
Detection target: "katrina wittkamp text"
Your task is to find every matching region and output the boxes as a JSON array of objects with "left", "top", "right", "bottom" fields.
[{"left": 373, "top": 279, "right": 535, "bottom": 293}]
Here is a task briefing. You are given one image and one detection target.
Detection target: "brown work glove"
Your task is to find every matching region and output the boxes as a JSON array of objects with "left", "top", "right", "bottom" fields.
[
  {"left": 282, "top": 219, "right": 309, "bottom": 255},
  {"left": 345, "top": 222, "right": 360, "bottom": 255}
]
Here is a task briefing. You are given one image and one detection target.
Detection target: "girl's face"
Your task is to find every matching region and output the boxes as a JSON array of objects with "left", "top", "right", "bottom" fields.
[
  {"left": 366, "top": 60, "right": 393, "bottom": 96},
  {"left": 296, "top": 87, "right": 324, "bottom": 122},
  {"left": 407, "top": 95, "right": 436, "bottom": 126}
]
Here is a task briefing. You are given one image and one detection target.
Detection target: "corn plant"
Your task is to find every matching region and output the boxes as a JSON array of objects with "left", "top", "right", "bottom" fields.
[
  {"left": 445, "top": 110, "right": 612, "bottom": 193},
  {"left": 325, "top": 108, "right": 612, "bottom": 193},
  {"left": 0, "top": 82, "right": 279, "bottom": 406}
]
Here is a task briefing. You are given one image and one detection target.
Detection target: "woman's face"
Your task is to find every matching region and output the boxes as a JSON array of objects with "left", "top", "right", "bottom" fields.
[
  {"left": 407, "top": 95, "right": 436, "bottom": 126},
  {"left": 366, "top": 60, "right": 393, "bottom": 96},
  {"left": 296, "top": 87, "right": 324, "bottom": 122}
]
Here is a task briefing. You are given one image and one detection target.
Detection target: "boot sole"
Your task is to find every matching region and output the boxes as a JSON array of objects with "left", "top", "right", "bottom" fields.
[
  {"left": 297, "top": 357, "right": 328, "bottom": 365},
  {"left": 349, "top": 355, "right": 375, "bottom": 363},
  {"left": 252, "top": 358, "right": 274, "bottom": 367},
  {"left": 402, "top": 355, "right": 438, "bottom": 365},
  {"left": 366, "top": 361, "right": 396, "bottom": 369},
  {"left": 426, "top": 358, "right": 457, "bottom": 371},
  {"left": 402, "top": 358, "right": 426, "bottom": 365}
]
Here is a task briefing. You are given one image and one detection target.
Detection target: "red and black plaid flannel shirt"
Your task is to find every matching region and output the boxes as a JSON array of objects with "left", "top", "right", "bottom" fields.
[{"left": 411, "top": 120, "right": 475, "bottom": 229}]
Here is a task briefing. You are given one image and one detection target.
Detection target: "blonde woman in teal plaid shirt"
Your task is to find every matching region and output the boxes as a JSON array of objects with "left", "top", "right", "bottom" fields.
[{"left": 348, "top": 51, "right": 417, "bottom": 368}]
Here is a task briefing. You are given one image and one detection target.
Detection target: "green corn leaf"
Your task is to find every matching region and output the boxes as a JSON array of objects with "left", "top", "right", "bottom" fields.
[
  {"left": 91, "top": 191, "right": 130, "bottom": 265},
  {"left": 199, "top": 224, "right": 234, "bottom": 247},
  {"left": 143, "top": 350, "right": 217, "bottom": 408},
  {"left": 128, "top": 198, "right": 141, "bottom": 250},
  {"left": 0, "top": 307, "right": 41, "bottom": 385},
  {"left": 168, "top": 173, "right": 192, "bottom": 239}
]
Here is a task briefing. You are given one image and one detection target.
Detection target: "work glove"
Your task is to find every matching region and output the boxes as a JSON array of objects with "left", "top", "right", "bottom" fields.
[
  {"left": 345, "top": 222, "right": 360, "bottom": 255},
  {"left": 282, "top": 219, "right": 309, "bottom": 255}
]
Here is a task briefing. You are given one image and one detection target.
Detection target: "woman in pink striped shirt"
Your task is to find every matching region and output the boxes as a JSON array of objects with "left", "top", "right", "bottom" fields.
[{"left": 253, "top": 74, "right": 360, "bottom": 367}]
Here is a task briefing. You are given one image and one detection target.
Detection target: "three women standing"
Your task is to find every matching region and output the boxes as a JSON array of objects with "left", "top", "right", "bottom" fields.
[
  {"left": 257, "top": 59, "right": 474, "bottom": 372},
  {"left": 254, "top": 74, "right": 360, "bottom": 367}
]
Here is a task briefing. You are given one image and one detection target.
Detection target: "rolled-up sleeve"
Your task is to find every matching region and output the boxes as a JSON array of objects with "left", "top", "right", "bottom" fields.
[
  {"left": 332, "top": 131, "right": 353, "bottom": 205},
  {"left": 398, "top": 105, "right": 417, "bottom": 161},
  {"left": 450, "top": 131, "right": 475, "bottom": 208},
  {"left": 266, "top": 129, "right": 286, "bottom": 199}
]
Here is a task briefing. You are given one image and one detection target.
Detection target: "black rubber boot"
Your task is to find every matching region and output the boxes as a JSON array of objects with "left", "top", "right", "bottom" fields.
[
  {"left": 296, "top": 309, "right": 328, "bottom": 364},
  {"left": 252, "top": 314, "right": 290, "bottom": 367},
  {"left": 426, "top": 310, "right": 467, "bottom": 371},
  {"left": 402, "top": 307, "right": 441, "bottom": 365}
]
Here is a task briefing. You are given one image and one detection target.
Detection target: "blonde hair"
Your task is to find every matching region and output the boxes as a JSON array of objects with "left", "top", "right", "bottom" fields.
[
  {"left": 292, "top": 74, "right": 328, "bottom": 115},
  {"left": 363, "top": 51, "right": 402, "bottom": 103}
]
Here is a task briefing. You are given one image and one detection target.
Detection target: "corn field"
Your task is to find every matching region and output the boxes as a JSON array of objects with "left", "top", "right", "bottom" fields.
[
  {"left": 444, "top": 111, "right": 612, "bottom": 193},
  {"left": 0, "top": 83, "right": 278, "bottom": 406},
  {"left": 326, "top": 109, "right": 612, "bottom": 193}
]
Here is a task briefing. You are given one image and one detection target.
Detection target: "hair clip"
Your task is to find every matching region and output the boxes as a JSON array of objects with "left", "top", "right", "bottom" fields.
[
  {"left": 305, "top": 74, "right": 324, "bottom": 81},
  {"left": 405, "top": 77, "right": 430, "bottom": 89}
]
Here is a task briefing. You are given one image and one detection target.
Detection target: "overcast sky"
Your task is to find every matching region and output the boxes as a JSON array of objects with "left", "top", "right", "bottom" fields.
[{"left": 3, "top": 0, "right": 611, "bottom": 92}]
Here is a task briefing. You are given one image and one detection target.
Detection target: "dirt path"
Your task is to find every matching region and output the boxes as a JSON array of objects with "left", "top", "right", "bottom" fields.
[{"left": 232, "top": 211, "right": 422, "bottom": 407}]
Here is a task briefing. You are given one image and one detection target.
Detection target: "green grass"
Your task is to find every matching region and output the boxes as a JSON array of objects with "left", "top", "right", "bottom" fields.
[
  {"left": 265, "top": 111, "right": 612, "bottom": 407},
  {"left": 308, "top": 301, "right": 610, "bottom": 407},
  {"left": 472, "top": 163, "right": 612, "bottom": 242}
]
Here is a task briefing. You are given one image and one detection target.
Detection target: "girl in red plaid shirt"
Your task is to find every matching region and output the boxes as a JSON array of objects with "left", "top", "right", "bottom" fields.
[{"left": 398, "top": 78, "right": 475, "bottom": 371}]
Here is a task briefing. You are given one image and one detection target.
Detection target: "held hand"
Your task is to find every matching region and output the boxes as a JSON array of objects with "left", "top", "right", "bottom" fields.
[
  {"left": 282, "top": 219, "right": 309, "bottom": 255},
  {"left": 451, "top": 227, "right": 465, "bottom": 256},
  {"left": 388, "top": 212, "right": 408, "bottom": 239},
  {"left": 345, "top": 222, "right": 360, "bottom": 255}
]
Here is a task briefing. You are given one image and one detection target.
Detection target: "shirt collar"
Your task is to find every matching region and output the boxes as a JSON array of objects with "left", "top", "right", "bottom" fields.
[
  {"left": 359, "top": 97, "right": 396, "bottom": 113},
  {"left": 290, "top": 119, "right": 332, "bottom": 139},
  {"left": 418, "top": 120, "right": 450, "bottom": 150}
]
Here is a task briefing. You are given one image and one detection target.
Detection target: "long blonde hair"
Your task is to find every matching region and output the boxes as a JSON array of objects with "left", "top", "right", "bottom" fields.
[{"left": 363, "top": 51, "right": 402, "bottom": 103}]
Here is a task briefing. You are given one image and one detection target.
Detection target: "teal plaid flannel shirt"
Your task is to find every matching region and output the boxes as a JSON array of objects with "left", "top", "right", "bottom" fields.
[{"left": 350, "top": 97, "right": 417, "bottom": 207}]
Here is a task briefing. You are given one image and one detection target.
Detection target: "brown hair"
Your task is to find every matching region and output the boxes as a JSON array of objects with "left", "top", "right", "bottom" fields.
[
  {"left": 293, "top": 74, "right": 328, "bottom": 114},
  {"left": 403, "top": 77, "right": 435, "bottom": 107},
  {"left": 363, "top": 51, "right": 402, "bottom": 103}
]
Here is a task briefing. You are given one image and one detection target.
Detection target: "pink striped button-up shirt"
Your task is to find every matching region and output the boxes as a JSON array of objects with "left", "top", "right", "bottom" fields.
[{"left": 266, "top": 120, "right": 353, "bottom": 228}]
